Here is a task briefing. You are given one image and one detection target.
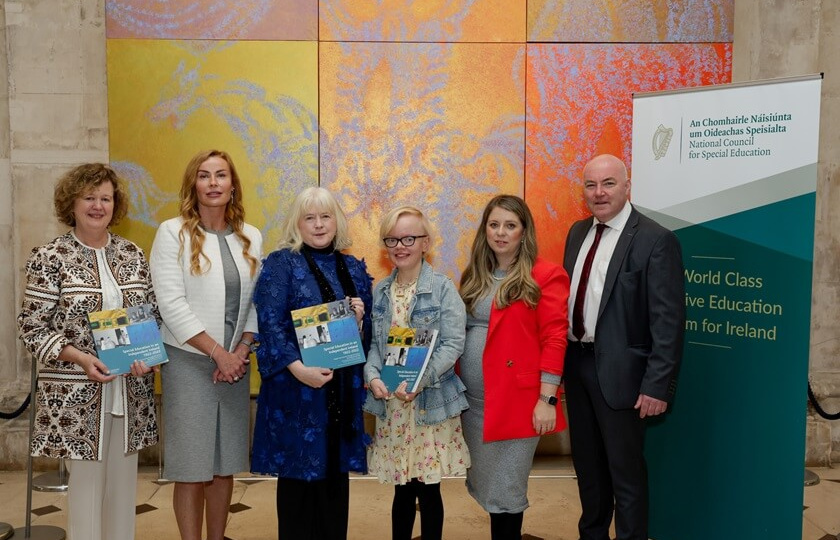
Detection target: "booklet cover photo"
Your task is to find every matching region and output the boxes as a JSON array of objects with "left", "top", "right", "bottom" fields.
[
  {"left": 87, "top": 303, "right": 168, "bottom": 375},
  {"left": 291, "top": 298, "right": 365, "bottom": 369},
  {"left": 380, "top": 326, "right": 438, "bottom": 393}
]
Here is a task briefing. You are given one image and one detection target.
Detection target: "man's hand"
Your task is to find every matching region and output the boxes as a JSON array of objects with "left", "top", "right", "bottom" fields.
[{"left": 634, "top": 394, "right": 668, "bottom": 418}]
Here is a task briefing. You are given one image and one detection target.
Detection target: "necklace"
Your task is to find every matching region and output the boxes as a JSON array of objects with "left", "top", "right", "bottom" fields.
[
  {"left": 201, "top": 222, "right": 230, "bottom": 233},
  {"left": 393, "top": 277, "right": 417, "bottom": 298}
]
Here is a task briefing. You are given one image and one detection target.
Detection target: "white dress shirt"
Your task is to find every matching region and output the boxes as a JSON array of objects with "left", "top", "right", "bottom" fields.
[{"left": 567, "top": 201, "right": 633, "bottom": 342}]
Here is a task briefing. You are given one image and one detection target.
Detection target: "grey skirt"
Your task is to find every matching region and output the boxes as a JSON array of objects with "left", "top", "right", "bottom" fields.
[{"left": 161, "top": 344, "right": 250, "bottom": 482}]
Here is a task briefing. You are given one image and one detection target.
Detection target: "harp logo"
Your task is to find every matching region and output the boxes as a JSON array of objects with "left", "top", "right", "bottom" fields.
[{"left": 652, "top": 124, "right": 673, "bottom": 160}]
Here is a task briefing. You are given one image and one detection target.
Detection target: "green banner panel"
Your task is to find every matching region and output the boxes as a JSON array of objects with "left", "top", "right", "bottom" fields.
[{"left": 647, "top": 193, "right": 814, "bottom": 539}]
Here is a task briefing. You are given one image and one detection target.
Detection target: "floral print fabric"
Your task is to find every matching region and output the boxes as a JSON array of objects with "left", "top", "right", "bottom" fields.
[{"left": 367, "top": 281, "right": 470, "bottom": 485}]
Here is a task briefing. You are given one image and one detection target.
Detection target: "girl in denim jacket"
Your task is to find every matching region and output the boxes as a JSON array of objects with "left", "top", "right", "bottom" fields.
[{"left": 364, "top": 206, "right": 471, "bottom": 540}]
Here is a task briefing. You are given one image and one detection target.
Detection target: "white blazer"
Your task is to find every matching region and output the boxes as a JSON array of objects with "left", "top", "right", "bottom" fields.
[{"left": 150, "top": 216, "right": 262, "bottom": 354}]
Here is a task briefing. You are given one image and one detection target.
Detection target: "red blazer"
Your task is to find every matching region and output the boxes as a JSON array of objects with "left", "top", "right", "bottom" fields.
[{"left": 482, "top": 258, "right": 570, "bottom": 442}]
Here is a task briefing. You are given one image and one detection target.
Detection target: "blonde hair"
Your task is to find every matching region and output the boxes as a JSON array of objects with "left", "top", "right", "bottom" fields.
[
  {"left": 177, "top": 150, "right": 259, "bottom": 277},
  {"left": 379, "top": 205, "right": 434, "bottom": 255},
  {"left": 54, "top": 163, "right": 128, "bottom": 228},
  {"left": 277, "top": 187, "right": 352, "bottom": 251},
  {"left": 459, "top": 195, "right": 541, "bottom": 314}
]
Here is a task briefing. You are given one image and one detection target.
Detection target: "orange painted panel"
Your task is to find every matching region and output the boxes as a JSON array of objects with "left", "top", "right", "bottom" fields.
[
  {"left": 528, "top": 0, "right": 733, "bottom": 42},
  {"left": 525, "top": 43, "right": 732, "bottom": 265},
  {"left": 320, "top": 42, "right": 526, "bottom": 281},
  {"left": 320, "top": 0, "right": 526, "bottom": 42}
]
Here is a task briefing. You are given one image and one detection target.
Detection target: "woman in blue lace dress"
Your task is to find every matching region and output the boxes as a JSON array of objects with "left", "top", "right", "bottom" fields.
[{"left": 251, "top": 187, "right": 372, "bottom": 540}]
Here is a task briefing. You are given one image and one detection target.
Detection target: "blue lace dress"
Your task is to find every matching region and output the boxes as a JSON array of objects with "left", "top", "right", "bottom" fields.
[{"left": 251, "top": 248, "right": 372, "bottom": 480}]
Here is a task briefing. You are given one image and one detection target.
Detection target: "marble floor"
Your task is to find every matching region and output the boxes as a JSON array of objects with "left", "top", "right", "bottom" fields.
[{"left": 0, "top": 458, "right": 838, "bottom": 540}]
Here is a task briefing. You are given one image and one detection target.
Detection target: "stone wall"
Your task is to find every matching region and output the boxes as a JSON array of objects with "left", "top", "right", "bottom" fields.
[
  {"left": 733, "top": 0, "right": 840, "bottom": 466},
  {"left": 0, "top": 0, "right": 109, "bottom": 468}
]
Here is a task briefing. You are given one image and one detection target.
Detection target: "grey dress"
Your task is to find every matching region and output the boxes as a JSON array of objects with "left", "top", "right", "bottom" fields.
[
  {"left": 162, "top": 227, "right": 250, "bottom": 482},
  {"left": 460, "top": 279, "right": 540, "bottom": 514}
]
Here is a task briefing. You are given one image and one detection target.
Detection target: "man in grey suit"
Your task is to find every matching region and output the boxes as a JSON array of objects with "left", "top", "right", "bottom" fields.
[{"left": 563, "top": 154, "right": 685, "bottom": 540}]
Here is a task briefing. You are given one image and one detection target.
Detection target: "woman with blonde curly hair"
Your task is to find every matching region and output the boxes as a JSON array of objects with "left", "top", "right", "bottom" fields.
[{"left": 150, "top": 150, "right": 262, "bottom": 540}]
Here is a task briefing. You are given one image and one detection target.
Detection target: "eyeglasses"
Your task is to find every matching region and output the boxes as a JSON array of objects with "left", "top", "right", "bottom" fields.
[{"left": 383, "top": 235, "right": 427, "bottom": 248}]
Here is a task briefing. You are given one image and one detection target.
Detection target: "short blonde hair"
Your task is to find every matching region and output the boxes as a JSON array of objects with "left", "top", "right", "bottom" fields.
[
  {"left": 278, "top": 187, "right": 352, "bottom": 251},
  {"left": 54, "top": 163, "right": 128, "bottom": 228},
  {"left": 379, "top": 205, "right": 434, "bottom": 255}
]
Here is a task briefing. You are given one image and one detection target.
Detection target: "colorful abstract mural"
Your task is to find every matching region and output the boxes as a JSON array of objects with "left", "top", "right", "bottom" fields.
[
  {"left": 105, "top": 1, "right": 733, "bottom": 283},
  {"left": 106, "top": 0, "right": 317, "bottom": 40},
  {"left": 107, "top": 39, "right": 319, "bottom": 252},
  {"left": 320, "top": 41, "right": 525, "bottom": 278},
  {"left": 528, "top": 0, "right": 733, "bottom": 42},
  {"left": 319, "top": 0, "right": 525, "bottom": 42},
  {"left": 526, "top": 43, "right": 732, "bottom": 263}
]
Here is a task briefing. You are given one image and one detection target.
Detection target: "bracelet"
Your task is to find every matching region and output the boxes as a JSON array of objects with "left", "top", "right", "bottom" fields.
[{"left": 209, "top": 343, "right": 219, "bottom": 363}]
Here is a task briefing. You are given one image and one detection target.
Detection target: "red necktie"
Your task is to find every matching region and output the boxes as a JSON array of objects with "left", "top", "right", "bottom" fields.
[{"left": 572, "top": 223, "right": 607, "bottom": 340}]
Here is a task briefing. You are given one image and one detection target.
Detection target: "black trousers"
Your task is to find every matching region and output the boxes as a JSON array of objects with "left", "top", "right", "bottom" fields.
[
  {"left": 564, "top": 344, "right": 648, "bottom": 540},
  {"left": 392, "top": 479, "right": 444, "bottom": 540},
  {"left": 276, "top": 473, "right": 350, "bottom": 540},
  {"left": 489, "top": 511, "right": 523, "bottom": 540}
]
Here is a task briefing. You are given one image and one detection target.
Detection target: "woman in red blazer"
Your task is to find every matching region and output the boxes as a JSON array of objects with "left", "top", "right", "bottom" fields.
[{"left": 459, "top": 195, "right": 569, "bottom": 540}]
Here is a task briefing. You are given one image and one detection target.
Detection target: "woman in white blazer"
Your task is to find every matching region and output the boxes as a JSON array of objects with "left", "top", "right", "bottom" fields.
[{"left": 150, "top": 150, "right": 262, "bottom": 540}]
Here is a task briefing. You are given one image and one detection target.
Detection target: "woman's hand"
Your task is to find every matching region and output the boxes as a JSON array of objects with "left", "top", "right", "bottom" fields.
[
  {"left": 60, "top": 345, "right": 116, "bottom": 383},
  {"left": 348, "top": 296, "right": 365, "bottom": 323},
  {"left": 288, "top": 360, "right": 333, "bottom": 388},
  {"left": 127, "top": 360, "right": 157, "bottom": 377},
  {"left": 393, "top": 380, "right": 417, "bottom": 402},
  {"left": 81, "top": 354, "right": 117, "bottom": 383},
  {"left": 532, "top": 400, "right": 557, "bottom": 435},
  {"left": 369, "top": 378, "right": 390, "bottom": 399},
  {"left": 213, "top": 348, "right": 249, "bottom": 384}
]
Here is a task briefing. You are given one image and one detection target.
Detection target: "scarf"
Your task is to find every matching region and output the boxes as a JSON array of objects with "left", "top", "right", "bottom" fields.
[{"left": 300, "top": 243, "right": 359, "bottom": 455}]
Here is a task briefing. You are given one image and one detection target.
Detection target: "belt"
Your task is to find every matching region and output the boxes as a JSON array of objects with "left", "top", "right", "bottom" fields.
[{"left": 567, "top": 340, "right": 595, "bottom": 352}]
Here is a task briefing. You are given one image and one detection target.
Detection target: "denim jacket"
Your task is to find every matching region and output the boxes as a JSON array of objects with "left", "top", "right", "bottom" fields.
[{"left": 363, "top": 261, "right": 469, "bottom": 425}]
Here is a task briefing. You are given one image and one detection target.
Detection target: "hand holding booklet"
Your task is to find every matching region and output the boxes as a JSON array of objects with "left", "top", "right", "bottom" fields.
[
  {"left": 87, "top": 303, "right": 168, "bottom": 375},
  {"left": 379, "top": 327, "right": 438, "bottom": 394},
  {"left": 291, "top": 298, "right": 365, "bottom": 369}
]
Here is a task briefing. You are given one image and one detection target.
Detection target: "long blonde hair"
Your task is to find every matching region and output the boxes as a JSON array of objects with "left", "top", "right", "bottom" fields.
[
  {"left": 277, "top": 187, "right": 352, "bottom": 251},
  {"left": 459, "top": 195, "right": 541, "bottom": 314},
  {"left": 177, "top": 150, "right": 259, "bottom": 277}
]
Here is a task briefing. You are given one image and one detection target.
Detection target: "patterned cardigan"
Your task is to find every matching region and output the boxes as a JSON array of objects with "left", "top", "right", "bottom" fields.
[{"left": 17, "top": 232, "right": 159, "bottom": 460}]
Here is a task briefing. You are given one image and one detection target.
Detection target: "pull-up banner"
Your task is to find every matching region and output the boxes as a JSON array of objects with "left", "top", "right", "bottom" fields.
[{"left": 631, "top": 74, "right": 822, "bottom": 540}]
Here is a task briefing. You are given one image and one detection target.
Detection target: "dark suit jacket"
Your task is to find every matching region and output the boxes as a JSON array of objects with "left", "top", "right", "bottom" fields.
[{"left": 563, "top": 206, "right": 685, "bottom": 409}]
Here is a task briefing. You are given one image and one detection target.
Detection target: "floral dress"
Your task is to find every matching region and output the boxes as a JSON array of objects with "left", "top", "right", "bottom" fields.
[{"left": 367, "top": 281, "right": 471, "bottom": 485}]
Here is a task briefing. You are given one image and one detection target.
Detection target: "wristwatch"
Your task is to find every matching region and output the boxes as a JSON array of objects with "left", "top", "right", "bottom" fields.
[
  {"left": 539, "top": 394, "right": 558, "bottom": 406},
  {"left": 239, "top": 339, "right": 258, "bottom": 353}
]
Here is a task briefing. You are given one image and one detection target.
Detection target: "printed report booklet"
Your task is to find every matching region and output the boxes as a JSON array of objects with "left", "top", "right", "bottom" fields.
[
  {"left": 291, "top": 298, "right": 365, "bottom": 369},
  {"left": 380, "top": 327, "right": 438, "bottom": 393},
  {"left": 87, "top": 303, "right": 168, "bottom": 375}
]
